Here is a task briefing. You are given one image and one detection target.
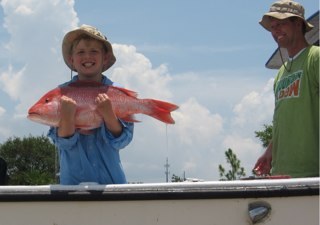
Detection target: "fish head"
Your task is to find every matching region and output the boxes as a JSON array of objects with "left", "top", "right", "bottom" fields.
[{"left": 27, "top": 88, "right": 62, "bottom": 127}]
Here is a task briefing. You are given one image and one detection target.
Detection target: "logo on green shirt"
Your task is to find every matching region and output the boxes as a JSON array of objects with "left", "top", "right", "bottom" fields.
[{"left": 275, "top": 70, "right": 303, "bottom": 102}]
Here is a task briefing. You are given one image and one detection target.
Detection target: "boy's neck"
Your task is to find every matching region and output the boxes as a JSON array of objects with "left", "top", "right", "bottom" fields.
[{"left": 78, "top": 74, "right": 103, "bottom": 82}]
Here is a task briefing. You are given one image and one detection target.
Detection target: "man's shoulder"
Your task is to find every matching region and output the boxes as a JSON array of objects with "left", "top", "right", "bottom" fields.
[{"left": 308, "top": 45, "right": 320, "bottom": 54}]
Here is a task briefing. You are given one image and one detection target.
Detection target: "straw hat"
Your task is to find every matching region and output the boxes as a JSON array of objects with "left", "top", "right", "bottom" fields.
[
  {"left": 62, "top": 24, "right": 116, "bottom": 72},
  {"left": 260, "top": 0, "right": 314, "bottom": 32}
]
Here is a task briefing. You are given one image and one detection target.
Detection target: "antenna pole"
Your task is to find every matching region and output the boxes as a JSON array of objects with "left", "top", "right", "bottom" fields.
[{"left": 164, "top": 157, "right": 170, "bottom": 182}]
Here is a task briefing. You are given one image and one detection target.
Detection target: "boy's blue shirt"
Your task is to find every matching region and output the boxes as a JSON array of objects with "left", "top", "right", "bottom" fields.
[{"left": 48, "top": 75, "right": 134, "bottom": 185}]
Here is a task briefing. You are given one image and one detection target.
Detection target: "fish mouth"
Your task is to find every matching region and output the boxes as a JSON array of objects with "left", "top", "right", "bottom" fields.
[{"left": 27, "top": 112, "right": 40, "bottom": 119}]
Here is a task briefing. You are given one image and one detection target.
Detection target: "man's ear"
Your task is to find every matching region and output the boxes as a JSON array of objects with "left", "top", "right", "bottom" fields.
[{"left": 295, "top": 18, "right": 305, "bottom": 32}]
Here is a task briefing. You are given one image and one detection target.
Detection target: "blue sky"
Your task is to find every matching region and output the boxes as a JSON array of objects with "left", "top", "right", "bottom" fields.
[{"left": 0, "top": 0, "right": 318, "bottom": 183}]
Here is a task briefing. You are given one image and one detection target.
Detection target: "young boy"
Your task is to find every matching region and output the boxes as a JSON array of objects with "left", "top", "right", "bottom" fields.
[{"left": 48, "top": 25, "right": 134, "bottom": 185}]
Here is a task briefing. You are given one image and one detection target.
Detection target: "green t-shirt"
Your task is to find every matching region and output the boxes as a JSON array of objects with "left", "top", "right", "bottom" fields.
[{"left": 272, "top": 45, "right": 319, "bottom": 177}]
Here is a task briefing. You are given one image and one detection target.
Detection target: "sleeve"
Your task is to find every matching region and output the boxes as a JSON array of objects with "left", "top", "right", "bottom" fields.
[
  {"left": 47, "top": 127, "right": 79, "bottom": 150},
  {"left": 312, "top": 47, "right": 319, "bottom": 84},
  {"left": 100, "top": 120, "right": 134, "bottom": 150}
]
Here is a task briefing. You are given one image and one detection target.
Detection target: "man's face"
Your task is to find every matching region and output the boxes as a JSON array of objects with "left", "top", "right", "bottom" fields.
[{"left": 269, "top": 17, "right": 299, "bottom": 48}]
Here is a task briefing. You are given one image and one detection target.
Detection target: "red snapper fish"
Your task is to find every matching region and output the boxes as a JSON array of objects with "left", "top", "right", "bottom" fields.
[{"left": 28, "top": 81, "right": 178, "bottom": 130}]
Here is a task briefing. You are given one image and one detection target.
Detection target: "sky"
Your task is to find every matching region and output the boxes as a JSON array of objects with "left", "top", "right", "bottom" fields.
[{"left": 0, "top": 0, "right": 318, "bottom": 183}]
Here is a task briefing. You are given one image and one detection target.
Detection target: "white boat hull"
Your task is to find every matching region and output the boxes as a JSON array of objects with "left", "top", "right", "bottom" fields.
[{"left": 0, "top": 177, "right": 318, "bottom": 225}]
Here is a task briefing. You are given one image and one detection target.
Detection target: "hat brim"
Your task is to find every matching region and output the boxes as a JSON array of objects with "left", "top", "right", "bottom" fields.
[
  {"left": 259, "top": 12, "right": 314, "bottom": 32},
  {"left": 62, "top": 28, "right": 116, "bottom": 72}
]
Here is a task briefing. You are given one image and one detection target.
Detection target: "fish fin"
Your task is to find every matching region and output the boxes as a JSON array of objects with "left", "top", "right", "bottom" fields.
[
  {"left": 111, "top": 86, "right": 138, "bottom": 98},
  {"left": 120, "top": 115, "right": 141, "bottom": 123},
  {"left": 146, "top": 99, "right": 179, "bottom": 124},
  {"left": 69, "top": 81, "right": 138, "bottom": 98}
]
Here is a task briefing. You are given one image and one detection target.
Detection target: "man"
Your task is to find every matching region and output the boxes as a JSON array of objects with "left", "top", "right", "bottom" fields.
[{"left": 254, "top": 1, "right": 319, "bottom": 178}]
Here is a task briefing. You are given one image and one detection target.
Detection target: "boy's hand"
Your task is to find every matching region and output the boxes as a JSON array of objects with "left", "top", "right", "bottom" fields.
[
  {"left": 58, "top": 95, "right": 77, "bottom": 137},
  {"left": 95, "top": 93, "right": 122, "bottom": 137},
  {"left": 95, "top": 93, "right": 115, "bottom": 119},
  {"left": 60, "top": 95, "right": 77, "bottom": 118}
]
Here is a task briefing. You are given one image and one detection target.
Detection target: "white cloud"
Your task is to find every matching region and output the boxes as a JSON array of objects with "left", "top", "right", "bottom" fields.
[
  {"left": 111, "top": 44, "right": 173, "bottom": 100},
  {"left": 0, "top": 107, "right": 5, "bottom": 117},
  {"left": 0, "top": 64, "right": 25, "bottom": 100},
  {"left": 14, "top": 4, "right": 33, "bottom": 15},
  {"left": 172, "top": 97, "right": 223, "bottom": 146},
  {"left": 0, "top": 0, "right": 275, "bottom": 182},
  {"left": 232, "top": 78, "right": 274, "bottom": 129},
  {"left": 0, "top": 0, "right": 79, "bottom": 117},
  {"left": 217, "top": 79, "right": 275, "bottom": 176},
  {"left": 0, "top": 127, "right": 11, "bottom": 139}
]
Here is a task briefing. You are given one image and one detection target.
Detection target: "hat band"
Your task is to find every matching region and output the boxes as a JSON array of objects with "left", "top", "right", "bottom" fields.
[{"left": 270, "top": 6, "right": 303, "bottom": 17}]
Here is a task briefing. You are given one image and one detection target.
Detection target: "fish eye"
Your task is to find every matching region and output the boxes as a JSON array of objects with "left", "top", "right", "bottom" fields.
[{"left": 45, "top": 98, "right": 50, "bottom": 103}]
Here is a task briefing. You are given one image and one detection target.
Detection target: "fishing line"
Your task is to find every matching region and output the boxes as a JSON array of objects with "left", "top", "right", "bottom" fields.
[
  {"left": 165, "top": 124, "right": 171, "bottom": 157},
  {"left": 165, "top": 124, "right": 170, "bottom": 182},
  {"left": 166, "top": 124, "right": 168, "bottom": 152}
]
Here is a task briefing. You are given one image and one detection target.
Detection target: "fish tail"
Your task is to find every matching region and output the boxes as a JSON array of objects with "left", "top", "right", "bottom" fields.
[{"left": 147, "top": 99, "right": 179, "bottom": 124}]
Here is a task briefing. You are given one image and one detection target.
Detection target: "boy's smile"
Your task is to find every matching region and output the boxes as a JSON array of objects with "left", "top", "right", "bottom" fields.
[{"left": 83, "top": 62, "right": 95, "bottom": 68}]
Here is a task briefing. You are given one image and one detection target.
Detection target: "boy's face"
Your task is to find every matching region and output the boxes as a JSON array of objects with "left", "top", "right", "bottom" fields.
[{"left": 70, "top": 39, "right": 108, "bottom": 81}]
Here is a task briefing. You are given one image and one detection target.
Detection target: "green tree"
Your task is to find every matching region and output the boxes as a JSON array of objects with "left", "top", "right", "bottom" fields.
[
  {"left": 219, "top": 148, "right": 246, "bottom": 180},
  {"left": 171, "top": 174, "right": 184, "bottom": 182},
  {"left": 0, "top": 135, "right": 57, "bottom": 185},
  {"left": 255, "top": 124, "right": 272, "bottom": 148}
]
